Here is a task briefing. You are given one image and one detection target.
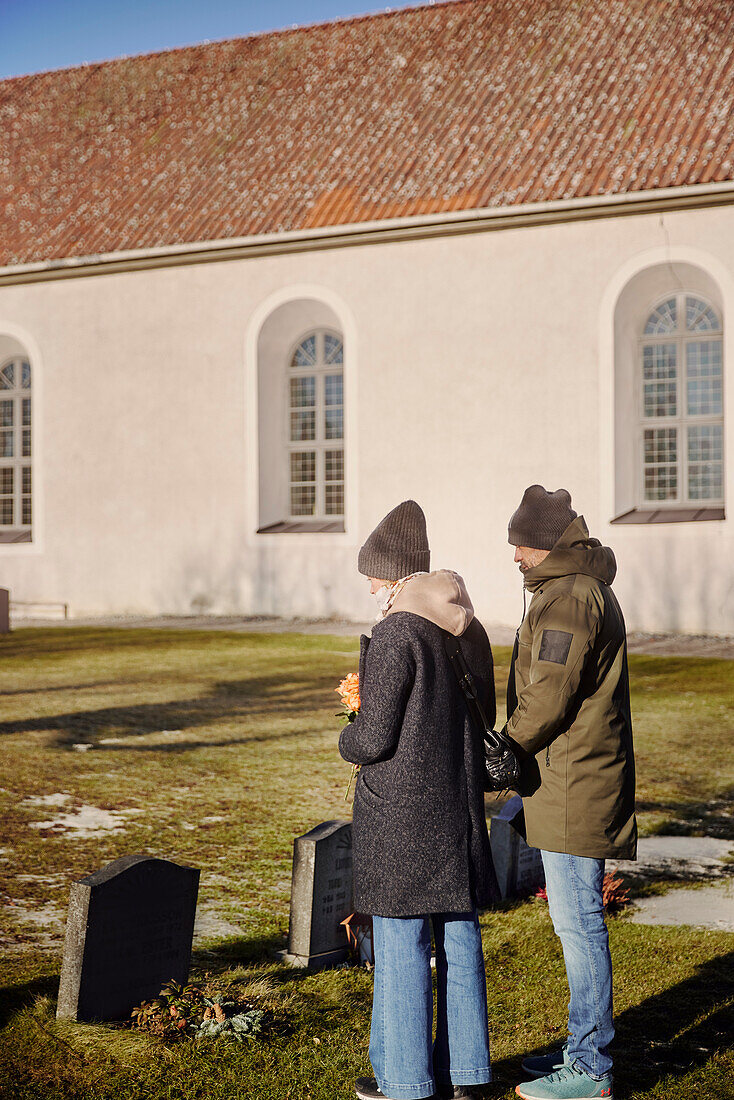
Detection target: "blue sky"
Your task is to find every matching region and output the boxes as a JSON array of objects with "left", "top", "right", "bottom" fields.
[{"left": 0, "top": 0, "right": 428, "bottom": 79}]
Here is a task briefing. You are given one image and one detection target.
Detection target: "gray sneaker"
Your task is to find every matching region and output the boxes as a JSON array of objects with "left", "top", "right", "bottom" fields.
[{"left": 521, "top": 1044, "right": 570, "bottom": 1080}]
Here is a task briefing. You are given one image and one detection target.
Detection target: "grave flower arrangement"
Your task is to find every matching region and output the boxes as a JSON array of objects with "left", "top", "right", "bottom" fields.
[
  {"left": 535, "top": 872, "right": 630, "bottom": 914},
  {"left": 131, "top": 979, "right": 266, "bottom": 1043},
  {"left": 335, "top": 673, "right": 361, "bottom": 800}
]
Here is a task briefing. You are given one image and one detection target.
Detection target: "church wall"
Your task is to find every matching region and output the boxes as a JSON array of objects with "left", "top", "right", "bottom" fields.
[{"left": 0, "top": 201, "right": 732, "bottom": 633}]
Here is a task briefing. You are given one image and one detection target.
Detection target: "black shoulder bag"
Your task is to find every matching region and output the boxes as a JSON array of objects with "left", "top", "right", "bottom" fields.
[{"left": 443, "top": 633, "right": 522, "bottom": 793}]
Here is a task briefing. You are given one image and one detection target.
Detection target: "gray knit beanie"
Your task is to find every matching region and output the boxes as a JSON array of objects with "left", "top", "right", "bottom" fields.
[
  {"left": 508, "top": 485, "right": 577, "bottom": 550},
  {"left": 358, "top": 500, "right": 430, "bottom": 580}
]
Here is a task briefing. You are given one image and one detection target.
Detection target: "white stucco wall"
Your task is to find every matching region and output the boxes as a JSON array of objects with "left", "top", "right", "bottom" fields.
[{"left": 0, "top": 203, "right": 732, "bottom": 633}]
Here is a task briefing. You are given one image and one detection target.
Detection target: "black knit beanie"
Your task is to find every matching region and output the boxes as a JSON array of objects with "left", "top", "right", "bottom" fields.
[
  {"left": 358, "top": 500, "right": 430, "bottom": 580},
  {"left": 508, "top": 485, "right": 577, "bottom": 550}
]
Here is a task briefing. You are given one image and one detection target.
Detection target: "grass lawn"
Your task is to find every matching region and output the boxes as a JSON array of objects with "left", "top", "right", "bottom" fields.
[{"left": 0, "top": 628, "right": 732, "bottom": 1099}]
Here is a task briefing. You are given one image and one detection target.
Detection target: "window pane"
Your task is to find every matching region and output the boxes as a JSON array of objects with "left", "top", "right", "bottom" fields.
[
  {"left": 642, "top": 344, "right": 677, "bottom": 417},
  {"left": 688, "top": 424, "right": 722, "bottom": 463},
  {"left": 686, "top": 297, "right": 720, "bottom": 332},
  {"left": 644, "top": 428, "right": 677, "bottom": 464},
  {"left": 325, "top": 484, "right": 344, "bottom": 515},
  {"left": 0, "top": 364, "right": 14, "bottom": 389},
  {"left": 643, "top": 466, "right": 678, "bottom": 501},
  {"left": 686, "top": 341, "right": 722, "bottom": 416},
  {"left": 22, "top": 398, "right": 31, "bottom": 427},
  {"left": 21, "top": 361, "right": 31, "bottom": 388},
  {"left": 688, "top": 463, "right": 723, "bottom": 500},
  {"left": 0, "top": 499, "right": 12, "bottom": 524},
  {"left": 22, "top": 429, "right": 31, "bottom": 457},
  {"left": 289, "top": 376, "right": 315, "bottom": 408},
  {"left": 325, "top": 408, "right": 343, "bottom": 440},
  {"left": 324, "top": 374, "right": 343, "bottom": 405},
  {"left": 291, "top": 335, "right": 317, "bottom": 367},
  {"left": 0, "top": 431, "right": 13, "bottom": 458},
  {"left": 0, "top": 400, "right": 13, "bottom": 427},
  {"left": 688, "top": 425, "right": 723, "bottom": 500},
  {"left": 324, "top": 334, "right": 344, "bottom": 364},
  {"left": 644, "top": 298, "right": 677, "bottom": 335},
  {"left": 22, "top": 498, "right": 31, "bottom": 526},
  {"left": 290, "top": 485, "right": 316, "bottom": 516},
  {"left": 22, "top": 466, "right": 31, "bottom": 494},
  {"left": 290, "top": 411, "right": 315, "bottom": 441},
  {"left": 290, "top": 451, "right": 316, "bottom": 483},
  {"left": 0, "top": 468, "right": 12, "bottom": 495},
  {"left": 325, "top": 449, "right": 344, "bottom": 482},
  {"left": 643, "top": 428, "right": 678, "bottom": 501}
]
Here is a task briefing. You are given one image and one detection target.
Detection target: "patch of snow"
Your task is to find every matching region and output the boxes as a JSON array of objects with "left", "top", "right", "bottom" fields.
[
  {"left": 0, "top": 898, "right": 66, "bottom": 952},
  {"left": 612, "top": 836, "right": 734, "bottom": 879},
  {"left": 14, "top": 873, "right": 68, "bottom": 888},
  {"left": 628, "top": 880, "right": 734, "bottom": 931},
  {"left": 193, "top": 905, "right": 246, "bottom": 943},
  {"left": 98, "top": 729, "right": 186, "bottom": 746},
  {"left": 28, "top": 804, "right": 141, "bottom": 836},
  {"left": 23, "top": 793, "right": 71, "bottom": 808}
]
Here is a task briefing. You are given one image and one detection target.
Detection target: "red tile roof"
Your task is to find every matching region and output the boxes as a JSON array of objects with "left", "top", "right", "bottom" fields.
[{"left": 2, "top": 0, "right": 734, "bottom": 266}]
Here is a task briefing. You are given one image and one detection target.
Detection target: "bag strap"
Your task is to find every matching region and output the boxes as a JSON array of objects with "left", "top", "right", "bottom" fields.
[{"left": 443, "top": 633, "right": 504, "bottom": 751}]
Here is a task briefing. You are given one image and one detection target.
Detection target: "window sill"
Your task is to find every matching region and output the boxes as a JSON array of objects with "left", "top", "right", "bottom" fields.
[
  {"left": 257, "top": 520, "right": 345, "bottom": 534},
  {"left": 611, "top": 507, "right": 725, "bottom": 524},
  {"left": 0, "top": 530, "right": 32, "bottom": 543}
]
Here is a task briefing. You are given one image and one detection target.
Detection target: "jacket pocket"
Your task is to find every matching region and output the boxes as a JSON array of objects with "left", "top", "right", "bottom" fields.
[{"left": 357, "top": 772, "right": 416, "bottom": 812}]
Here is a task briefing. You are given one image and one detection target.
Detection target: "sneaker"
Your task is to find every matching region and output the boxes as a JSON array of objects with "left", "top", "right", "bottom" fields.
[
  {"left": 355, "top": 1078, "right": 435, "bottom": 1100},
  {"left": 515, "top": 1063, "right": 613, "bottom": 1100},
  {"left": 521, "top": 1044, "right": 570, "bottom": 1079}
]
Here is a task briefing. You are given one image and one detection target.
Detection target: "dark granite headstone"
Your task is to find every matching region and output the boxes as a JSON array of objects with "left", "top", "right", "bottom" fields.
[
  {"left": 57, "top": 854, "right": 199, "bottom": 1022},
  {"left": 489, "top": 796, "right": 545, "bottom": 900},
  {"left": 285, "top": 820, "right": 353, "bottom": 969}
]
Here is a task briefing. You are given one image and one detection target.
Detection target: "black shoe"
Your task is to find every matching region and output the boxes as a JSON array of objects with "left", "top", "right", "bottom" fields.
[
  {"left": 355, "top": 1079, "right": 436, "bottom": 1100},
  {"left": 437, "top": 1088, "right": 487, "bottom": 1099}
]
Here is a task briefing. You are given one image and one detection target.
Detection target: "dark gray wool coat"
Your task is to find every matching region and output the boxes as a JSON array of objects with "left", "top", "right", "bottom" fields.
[{"left": 339, "top": 571, "right": 499, "bottom": 917}]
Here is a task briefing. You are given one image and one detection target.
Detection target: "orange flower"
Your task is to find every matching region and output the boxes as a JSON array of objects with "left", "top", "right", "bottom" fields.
[{"left": 336, "top": 672, "right": 361, "bottom": 713}]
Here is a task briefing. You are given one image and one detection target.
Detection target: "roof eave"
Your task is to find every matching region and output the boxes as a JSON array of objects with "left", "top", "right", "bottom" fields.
[{"left": 2, "top": 180, "right": 734, "bottom": 287}]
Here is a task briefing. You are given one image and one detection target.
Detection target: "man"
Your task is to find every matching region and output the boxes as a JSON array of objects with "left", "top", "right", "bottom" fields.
[{"left": 504, "top": 486, "right": 636, "bottom": 1100}]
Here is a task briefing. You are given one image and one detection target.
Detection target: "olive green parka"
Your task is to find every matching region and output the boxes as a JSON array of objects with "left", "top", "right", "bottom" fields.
[{"left": 505, "top": 517, "right": 637, "bottom": 860}]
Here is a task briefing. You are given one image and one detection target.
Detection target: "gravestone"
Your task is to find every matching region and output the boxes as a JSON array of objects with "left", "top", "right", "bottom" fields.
[
  {"left": 489, "top": 796, "right": 545, "bottom": 900},
  {"left": 0, "top": 589, "right": 9, "bottom": 633},
  {"left": 285, "top": 820, "right": 353, "bottom": 969},
  {"left": 57, "top": 854, "right": 200, "bottom": 1022}
]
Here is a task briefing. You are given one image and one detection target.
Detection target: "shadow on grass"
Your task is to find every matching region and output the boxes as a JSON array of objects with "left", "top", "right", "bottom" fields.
[
  {"left": 496, "top": 950, "right": 734, "bottom": 1097},
  {"left": 637, "top": 791, "right": 734, "bottom": 840},
  {"left": 0, "top": 930, "right": 296, "bottom": 1030},
  {"left": 0, "top": 974, "right": 58, "bottom": 1030},
  {"left": 191, "top": 931, "right": 288, "bottom": 969},
  {"left": 0, "top": 673, "right": 336, "bottom": 749},
  {"left": 0, "top": 680, "right": 130, "bottom": 698}
]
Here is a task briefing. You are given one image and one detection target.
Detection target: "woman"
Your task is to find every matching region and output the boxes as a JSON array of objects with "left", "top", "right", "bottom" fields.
[{"left": 339, "top": 500, "right": 498, "bottom": 1100}]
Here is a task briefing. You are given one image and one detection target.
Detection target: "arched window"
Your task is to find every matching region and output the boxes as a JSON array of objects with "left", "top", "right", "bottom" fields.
[
  {"left": 639, "top": 293, "right": 724, "bottom": 508},
  {"left": 287, "top": 329, "right": 344, "bottom": 520},
  {"left": 0, "top": 356, "right": 32, "bottom": 542}
]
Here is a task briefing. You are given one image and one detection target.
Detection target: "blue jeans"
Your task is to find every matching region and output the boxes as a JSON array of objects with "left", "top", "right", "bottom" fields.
[
  {"left": 369, "top": 911, "right": 492, "bottom": 1099},
  {"left": 541, "top": 850, "right": 614, "bottom": 1079}
]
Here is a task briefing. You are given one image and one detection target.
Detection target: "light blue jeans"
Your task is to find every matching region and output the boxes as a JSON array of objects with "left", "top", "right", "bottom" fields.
[
  {"left": 541, "top": 850, "right": 614, "bottom": 1079},
  {"left": 370, "top": 911, "right": 492, "bottom": 1099}
]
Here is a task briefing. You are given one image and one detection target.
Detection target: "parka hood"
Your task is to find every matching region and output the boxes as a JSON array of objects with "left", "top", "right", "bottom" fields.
[
  {"left": 524, "top": 517, "right": 617, "bottom": 591},
  {"left": 386, "top": 569, "right": 474, "bottom": 636}
]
